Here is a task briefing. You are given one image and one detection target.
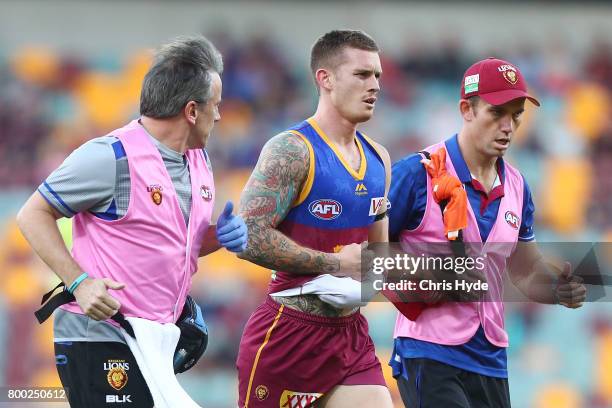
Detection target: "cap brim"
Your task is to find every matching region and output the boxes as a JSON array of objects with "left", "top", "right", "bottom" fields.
[{"left": 480, "top": 89, "right": 540, "bottom": 107}]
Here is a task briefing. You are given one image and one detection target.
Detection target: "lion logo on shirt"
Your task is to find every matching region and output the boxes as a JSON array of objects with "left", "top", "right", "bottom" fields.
[{"left": 147, "top": 184, "right": 163, "bottom": 206}]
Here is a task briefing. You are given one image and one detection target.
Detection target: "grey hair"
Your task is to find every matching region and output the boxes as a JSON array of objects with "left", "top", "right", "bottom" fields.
[{"left": 140, "top": 35, "right": 223, "bottom": 118}]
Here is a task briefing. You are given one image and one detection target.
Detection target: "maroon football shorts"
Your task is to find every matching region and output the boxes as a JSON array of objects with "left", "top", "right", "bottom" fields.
[{"left": 237, "top": 296, "right": 386, "bottom": 407}]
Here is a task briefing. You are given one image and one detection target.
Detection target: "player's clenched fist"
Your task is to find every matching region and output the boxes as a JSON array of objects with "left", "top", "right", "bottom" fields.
[
  {"left": 333, "top": 241, "right": 371, "bottom": 281},
  {"left": 73, "top": 277, "right": 125, "bottom": 321}
]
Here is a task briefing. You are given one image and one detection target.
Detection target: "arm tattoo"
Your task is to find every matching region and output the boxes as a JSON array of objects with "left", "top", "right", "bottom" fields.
[{"left": 238, "top": 132, "right": 340, "bottom": 275}]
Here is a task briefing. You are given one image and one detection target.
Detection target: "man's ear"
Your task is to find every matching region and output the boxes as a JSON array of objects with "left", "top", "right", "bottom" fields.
[
  {"left": 459, "top": 99, "right": 475, "bottom": 122},
  {"left": 315, "top": 68, "right": 333, "bottom": 92},
  {"left": 185, "top": 101, "right": 199, "bottom": 125}
]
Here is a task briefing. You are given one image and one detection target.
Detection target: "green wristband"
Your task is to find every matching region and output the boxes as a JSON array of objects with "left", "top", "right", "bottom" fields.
[{"left": 67, "top": 272, "right": 89, "bottom": 294}]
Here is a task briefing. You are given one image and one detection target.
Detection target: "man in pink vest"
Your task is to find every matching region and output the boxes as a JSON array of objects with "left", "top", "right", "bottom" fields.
[
  {"left": 17, "top": 36, "right": 247, "bottom": 408},
  {"left": 388, "top": 58, "right": 586, "bottom": 407}
]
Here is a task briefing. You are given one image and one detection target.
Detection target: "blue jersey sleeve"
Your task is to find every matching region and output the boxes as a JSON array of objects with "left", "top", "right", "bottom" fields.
[
  {"left": 388, "top": 154, "right": 428, "bottom": 241},
  {"left": 518, "top": 174, "right": 536, "bottom": 242}
]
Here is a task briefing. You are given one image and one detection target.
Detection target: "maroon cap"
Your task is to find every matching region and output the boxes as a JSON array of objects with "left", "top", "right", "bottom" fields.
[{"left": 460, "top": 57, "right": 540, "bottom": 106}]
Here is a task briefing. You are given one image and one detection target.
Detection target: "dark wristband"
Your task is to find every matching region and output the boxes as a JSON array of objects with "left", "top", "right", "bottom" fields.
[{"left": 374, "top": 211, "right": 387, "bottom": 222}]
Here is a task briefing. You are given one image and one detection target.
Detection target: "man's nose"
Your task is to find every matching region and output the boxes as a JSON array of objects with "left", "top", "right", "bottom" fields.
[{"left": 500, "top": 115, "right": 512, "bottom": 134}]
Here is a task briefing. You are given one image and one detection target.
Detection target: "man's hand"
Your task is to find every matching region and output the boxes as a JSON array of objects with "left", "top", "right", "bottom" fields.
[
  {"left": 334, "top": 242, "right": 371, "bottom": 281},
  {"left": 216, "top": 201, "right": 248, "bottom": 253},
  {"left": 554, "top": 262, "right": 586, "bottom": 309},
  {"left": 73, "top": 278, "right": 125, "bottom": 321}
]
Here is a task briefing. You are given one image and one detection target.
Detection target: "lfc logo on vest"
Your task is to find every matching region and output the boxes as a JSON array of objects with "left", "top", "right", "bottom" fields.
[
  {"left": 147, "top": 184, "right": 163, "bottom": 206},
  {"left": 200, "top": 185, "right": 213, "bottom": 201},
  {"left": 104, "top": 359, "right": 129, "bottom": 390},
  {"left": 505, "top": 210, "right": 520, "bottom": 230}
]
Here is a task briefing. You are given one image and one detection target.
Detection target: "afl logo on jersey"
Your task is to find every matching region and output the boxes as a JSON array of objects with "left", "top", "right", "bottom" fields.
[
  {"left": 309, "top": 199, "right": 342, "bottom": 220},
  {"left": 200, "top": 185, "right": 213, "bottom": 201},
  {"left": 505, "top": 211, "right": 520, "bottom": 230}
]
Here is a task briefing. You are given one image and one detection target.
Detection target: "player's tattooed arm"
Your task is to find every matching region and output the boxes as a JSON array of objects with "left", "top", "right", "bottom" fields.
[{"left": 238, "top": 132, "right": 340, "bottom": 275}]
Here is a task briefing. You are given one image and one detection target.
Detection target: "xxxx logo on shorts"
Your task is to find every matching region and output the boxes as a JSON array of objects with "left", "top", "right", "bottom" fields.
[
  {"left": 279, "top": 390, "right": 322, "bottom": 408},
  {"left": 104, "top": 359, "right": 129, "bottom": 391},
  {"left": 147, "top": 184, "right": 163, "bottom": 206}
]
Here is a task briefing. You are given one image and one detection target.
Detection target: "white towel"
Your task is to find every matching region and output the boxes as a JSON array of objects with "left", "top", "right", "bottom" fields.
[
  {"left": 271, "top": 274, "right": 375, "bottom": 308},
  {"left": 120, "top": 317, "right": 202, "bottom": 408}
]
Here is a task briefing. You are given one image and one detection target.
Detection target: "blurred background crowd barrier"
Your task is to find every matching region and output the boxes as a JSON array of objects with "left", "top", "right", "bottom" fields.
[{"left": 0, "top": 1, "right": 611, "bottom": 407}]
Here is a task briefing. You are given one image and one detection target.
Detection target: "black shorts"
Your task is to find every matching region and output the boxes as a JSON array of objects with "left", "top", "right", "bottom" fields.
[
  {"left": 55, "top": 341, "right": 154, "bottom": 408},
  {"left": 396, "top": 358, "right": 511, "bottom": 408}
]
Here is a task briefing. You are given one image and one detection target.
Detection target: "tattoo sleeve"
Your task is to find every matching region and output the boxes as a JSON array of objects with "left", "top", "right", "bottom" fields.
[{"left": 238, "top": 132, "right": 340, "bottom": 275}]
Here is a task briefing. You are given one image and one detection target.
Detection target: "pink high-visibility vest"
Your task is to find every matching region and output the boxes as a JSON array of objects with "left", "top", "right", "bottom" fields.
[
  {"left": 393, "top": 141, "right": 524, "bottom": 347},
  {"left": 62, "top": 120, "right": 215, "bottom": 323}
]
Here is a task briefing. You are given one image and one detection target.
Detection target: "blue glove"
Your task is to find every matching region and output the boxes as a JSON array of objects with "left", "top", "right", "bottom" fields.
[{"left": 216, "top": 201, "right": 248, "bottom": 253}]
